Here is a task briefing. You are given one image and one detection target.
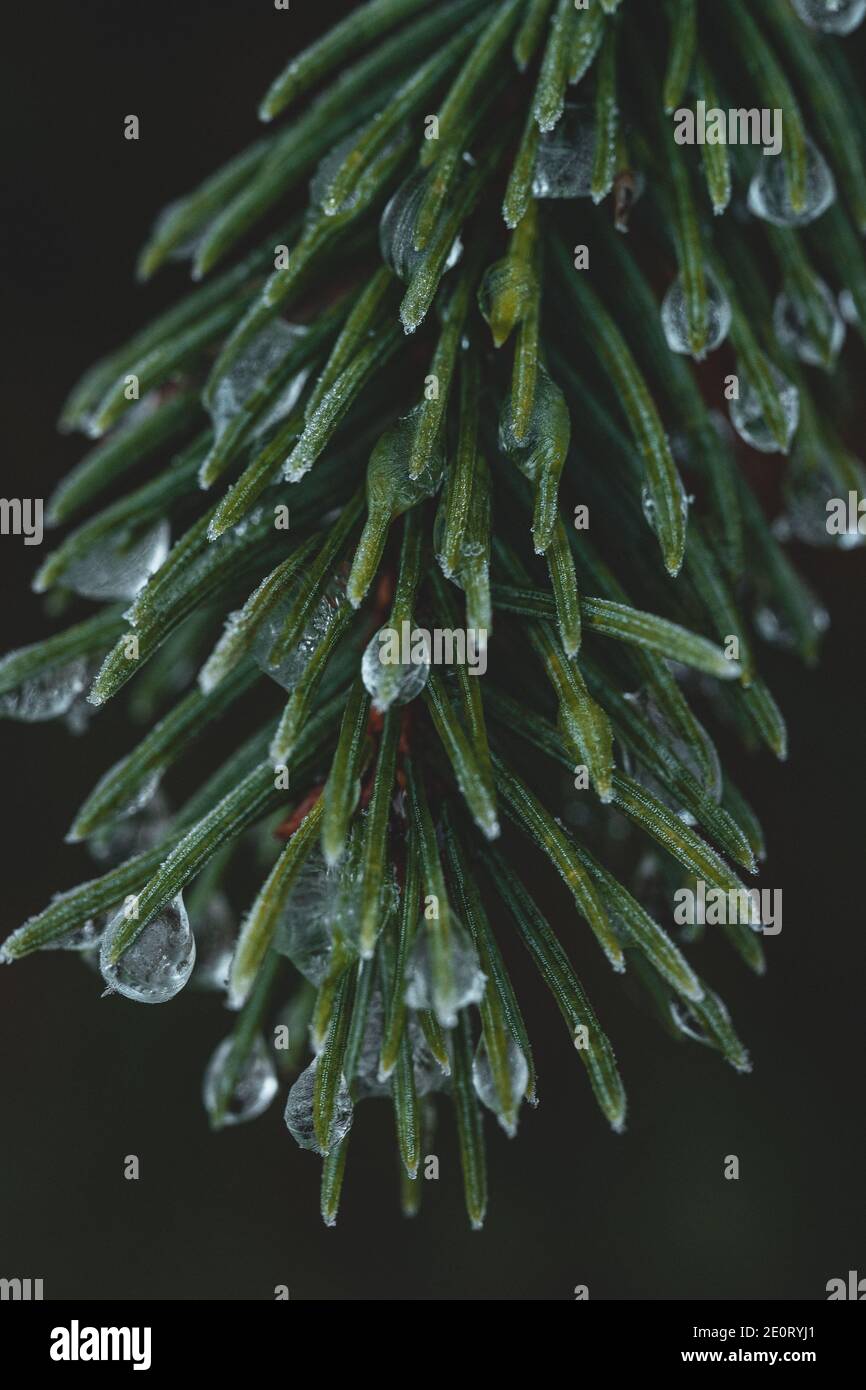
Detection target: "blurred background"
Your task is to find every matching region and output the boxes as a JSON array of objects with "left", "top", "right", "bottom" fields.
[{"left": 1, "top": 0, "right": 863, "bottom": 1300}]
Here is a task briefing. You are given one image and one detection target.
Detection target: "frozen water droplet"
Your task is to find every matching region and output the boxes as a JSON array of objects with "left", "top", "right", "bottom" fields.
[
  {"left": 773, "top": 278, "right": 845, "bottom": 368},
  {"left": 252, "top": 577, "right": 346, "bottom": 691},
  {"left": 271, "top": 850, "right": 352, "bottom": 983},
  {"left": 207, "top": 321, "right": 308, "bottom": 442},
  {"left": 532, "top": 103, "right": 595, "bottom": 199},
  {"left": 284, "top": 1057, "right": 354, "bottom": 1155},
  {"left": 477, "top": 258, "right": 535, "bottom": 346},
  {"left": 310, "top": 133, "right": 369, "bottom": 215},
  {"left": 623, "top": 688, "right": 722, "bottom": 807},
  {"left": 408, "top": 1017, "right": 450, "bottom": 1094},
  {"left": 48, "top": 916, "right": 107, "bottom": 953},
  {"left": 729, "top": 362, "right": 799, "bottom": 453},
  {"left": 660, "top": 269, "right": 731, "bottom": 360},
  {"left": 472, "top": 1035, "right": 528, "bottom": 1137},
  {"left": 781, "top": 453, "right": 866, "bottom": 549},
  {"left": 747, "top": 138, "right": 835, "bottom": 227},
  {"left": 753, "top": 589, "right": 830, "bottom": 652},
  {"left": 405, "top": 918, "right": 486, "bottom": 1028},
  {"left": 352, "top": 989, "right": 391, "bottom": 1100},
  {"left": 86, "top": 788, "right": 171, "bottom": 866},
  {"left": 498, "top": 362, "right": 565, "bottom": 476},
  {"left": 791, "top": 0, "right": 866, "bottom": 32},
  {"left": 203, "top": 1034, "right": 278, "bottom": 1126},
  {"left": 839, "top": 288, "right": 860, "bottom": 325},
  {"left": 99, "top": 893, "right": 195, "bottom": 1004},
  {"left": 640, "top": 478, "right": 691, "bottom": 540},
  {"left": 191, "top": 892, "right": 236, "bottom": 992},
  {"left": 361, "top": 626, "right": 430, "bottom": 712},
  {"left": 64, "top": 520, "right": 169, "bottom": 601},
  {"left": 379, "top": 173, "right": 462, "bottom": 282},
  {"left": 367, "top": 406, "right": 446, "bottom": 511},
  {"left": 0, "top": 657, "right": 90, "bottom": 722}
]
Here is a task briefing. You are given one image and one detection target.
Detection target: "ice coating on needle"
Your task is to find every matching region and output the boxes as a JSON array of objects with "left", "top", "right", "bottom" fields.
[
  {"left": 207, "top": 320, "right": 309, "bottom": 442},
  {"left": 660, "top": 269, "right": 732, "bottom": 360},
  {"left": 0, "top": 658, "right": 90, "bottom": 722},
  {"left": 778, "top": 452, "right": 865, "bottom": 550},
  {"left": 284, "top": 1057, "right": 354, "bottom": 1155},
  {"left": 379, "top": 172, "right": 463, "bottom": 283},
  {"left": 404, "top": 918, "right": 486, "bottom": 1028},
  {"left": 64, "top": 521, "right": 169, "bottom": 601},
  {"left": 773, "top": 279, "right": 845, "bottom": 369},
  {"left": 361, "top": 627, "right": 430, "bottom": 712},
  {"left": 747, "top": 138, "right": 835, "bottom": 227},
  {"left": 252, "top": 579, "right": 346, "bottom": 692},
  {"left": 190, "top": 892, "right": 236, "bottom": 992},
  {"left": 99, "top": 893, "right": 196, "bottom": 1004},
  {"left": 203, "top": 1034, "right": 278, "bottom": 1127},
  {"left": 472, "top": 1035, "right": 529, "bottom": 1137},
  {"left": 623, "top": 687, "right": 722, "bottom": 812},
  {"left": 729, "top": 362, "right": 799, "bottom": 453},
  {"left": 532, "top": 104, "right": 596, "bottom": 199}
]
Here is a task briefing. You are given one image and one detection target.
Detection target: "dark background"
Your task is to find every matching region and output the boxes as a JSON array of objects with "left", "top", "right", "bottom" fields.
[{"left": 0, "top": 1, "right": 863, "bottom": 1301}]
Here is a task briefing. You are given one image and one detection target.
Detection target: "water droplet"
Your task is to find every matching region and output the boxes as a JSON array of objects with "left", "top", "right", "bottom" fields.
[
  {"left": 747, "top": 138, "right": 835, "bottom": 227},
  {"left": 773, "top": 278, "right": 845, "bottom": 368},
  {"left": 477, "top": 259, "right": 535, "bottom": 347},
  {"left": 203, "top": 1034, "right": 278, "bottom": 1127},
  {"left": 190, "top": 892, "right": 236, "bottom": 992},
  {"left": 640, "top": 478, "right": 691, "bottom": 541},
  {"left": 623, "top": 688, "right": 722, "bottom": 809},
  {"left": 379, "top": 173, "right": 462, "bottom": 282},
  {"left": 753, "top": 590, "right": 830, "bottom": 652},
  {"left": 660, "top": 269, "right": 731, "bottom": 360},
  {"left": 369, "top": 406, "right": 447, "bottom": 511},
  {"left": 207, "top": 321, "right": 308, "bottom": 443},
  {"left": 86, "top": 788, "right": 171, "bottom": 866},
  {"left": 49, "top": 916, "right": 107, "bottom": 953},
  {"left": 790, "top": 0, "right": 866, "bottom": 33},
  {"left": 729, "top": 362, "right": 799, "bottom": 453},
  {"left": 839, "top": 288, "right": 860, "bottom": 325},
  {"left": 498, "top": 362, "right": 567, "bottom": 475},
  {"left": 352, "top": 989, "right": 391, "bottom": 1100},
  {"left": 472, "top": 1035, "right": 528, "bottom": 1137},
  {"left": 780, "top": 453, "right": 865, "bottom": 549},
  {"left": 0, "top": 657, "right": 90, "bottom": 722},
  {"left": 252, "top": 577, "right": 346, "bottom": 691},
  {"left": 405, "top": 918, "right": 486, "bottom": 1028},
  {"left": 284, "top": 1057, "right": 354, "bottom": 1155},
  {"left": 532, "top": 103, "right": 595, "bottom": 199},
  {"left": 64, "top": 521, "right": 169, "bottom": 602},
  {"left": 361, "top": 627, "right": 430, "bottom": 712},
  {"left": 408, "top": 1018, "right": 450, "bottom": 1093},
  {"left": 99, "top": 893, "right": 196, "bottom": 1004},
  {"left": 271, "top": 850, "right": 360, "bottom": 982}
]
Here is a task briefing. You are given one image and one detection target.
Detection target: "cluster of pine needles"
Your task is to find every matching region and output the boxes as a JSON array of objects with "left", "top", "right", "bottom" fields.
[{"left": 2, "top": 0, "right": 865, "bottom": 1227}]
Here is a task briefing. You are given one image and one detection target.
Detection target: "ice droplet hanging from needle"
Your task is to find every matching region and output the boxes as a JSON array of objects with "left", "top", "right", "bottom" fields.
[
  {"left": 99, "top": 894, "right": 196, "bottom": 1004},
  {"left": 203, "top": 1034, "right": 278, "bottom": 1127}
]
